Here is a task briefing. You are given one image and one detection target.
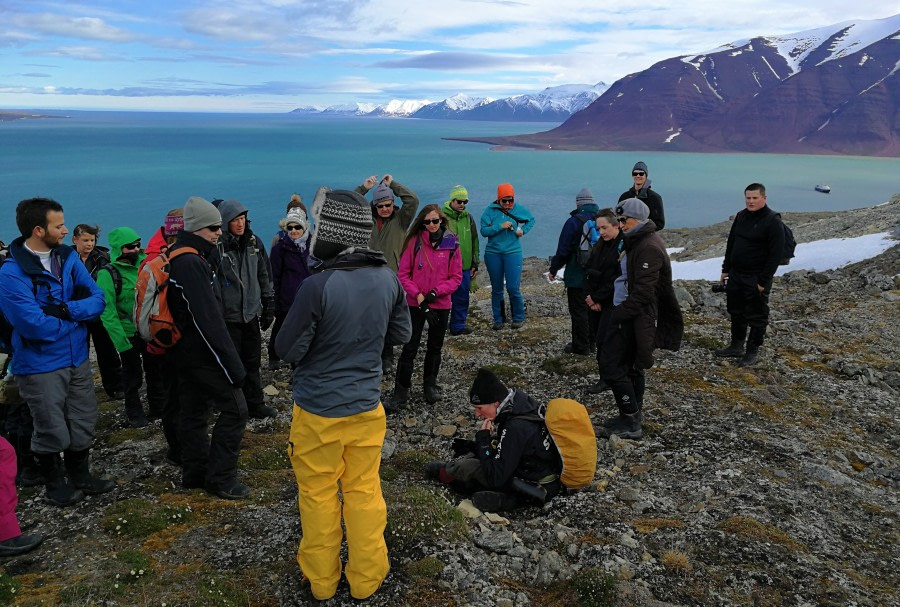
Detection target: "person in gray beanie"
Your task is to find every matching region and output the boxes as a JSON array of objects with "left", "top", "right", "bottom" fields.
[
  {"left": 274, "top": 186, "right": 411, "bottom": 601},
  {"left": 548, "top": 188, "right": 600, "bottom": 355},
  {"left": 166, "top": 196, "right": 250, "bottom": 499},
  {"left": 618, "top": 161, "right": 665, "bottom": 230}
]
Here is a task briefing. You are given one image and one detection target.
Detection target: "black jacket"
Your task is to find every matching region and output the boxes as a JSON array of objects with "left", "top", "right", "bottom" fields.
[
  {"left": 722, "top": 205, "right": 785, "bottom": 288},
  {"left": 474, "top": 390, "right": 562, "bottom": 489},
  {"left": 618, "top": 186, "right": 665, "bottom": 231},
  {"left": 584, "top": 232, "right": 624, "bottom": 306},
  {"left": 612, "top": 221, "right": 683, "bottom": 368},
  {"left": 167, "top": 231, "right": 245, "bottom": 386}
]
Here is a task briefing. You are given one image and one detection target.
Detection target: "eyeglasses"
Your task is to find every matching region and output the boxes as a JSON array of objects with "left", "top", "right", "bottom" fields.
[
  {"left": 375, "top": 202, "right": 393, "bottom": 209},
  {"left": 453, "top": 199, "right": 468, "bottom": 205},
  {"left": 286, "top": 224, "right": 303, "bottom": 231},
  {"left": 205, "top": 224, "right": 223, "bottom": 232},
  {"left": 617, "top": 217, "right": 629, "bottom": 223},
  {"left": 632, "top": 171, "right": 646, "bottom": 177},
  {"left": 422, "top": 218, "right": 442, "bottom": 225}
]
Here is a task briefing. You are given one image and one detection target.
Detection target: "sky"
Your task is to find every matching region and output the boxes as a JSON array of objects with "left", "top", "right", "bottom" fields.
[{"left": 1, "top": 1, "right": 898, "bottom": 113}]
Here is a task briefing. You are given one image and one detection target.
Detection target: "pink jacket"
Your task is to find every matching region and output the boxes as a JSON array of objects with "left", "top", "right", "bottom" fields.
[{"left": 398, "top": 231, "right": 463, "bottom": 309}]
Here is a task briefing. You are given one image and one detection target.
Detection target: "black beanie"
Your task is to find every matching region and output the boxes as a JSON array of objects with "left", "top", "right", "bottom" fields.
[{"left": 469, "top": 368, "right": 509, "bottom": 405}]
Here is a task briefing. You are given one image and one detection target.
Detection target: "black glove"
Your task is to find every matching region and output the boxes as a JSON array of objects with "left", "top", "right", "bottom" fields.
[
  {"left": 70, "top": 285, "right": 92, "bottom": 301},
  {"left": 451, "top": 438, "right": 477, "bottom": 457},
  {"left": 42, "top": 302, "right": 71, "bottom": 320},
  {"left": 259, "top": 307, "right": 275, "bottom": 331},
  {"left": 418, "top": 299, "right": 430, "bottom": 313},
  {"left": 424, "top": 289, "right": 437, "bottom": 304}
]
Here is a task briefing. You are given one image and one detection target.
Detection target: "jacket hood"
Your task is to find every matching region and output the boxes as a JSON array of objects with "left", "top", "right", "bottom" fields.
[
  {"left": 8, "top": 237, "right": 75, "bottom": 276},
  {"left": 442, "top": 200, "right": 469, "bottom": 220},
  {"left": 570, "top": 203, "right": 599, "bottom": 217},
  {"left": 218, "top": 199, "right": 248, "bottom": 225},
  {"left": 496, "top": 389, "right": 542, "bottom": 421},
  {"left": 315, "top": 248, "right": 386, "bottom": 273},
  {"left": 108, "top": 227, "right": 141, "bottom": 260}
]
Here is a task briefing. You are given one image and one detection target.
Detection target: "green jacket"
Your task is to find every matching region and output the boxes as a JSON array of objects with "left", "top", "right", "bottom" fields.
[
  {"left": 442, "top": 200, "right": 480, "bottom": 271},
  {"left": 96, "top": 226, "right": 146, "bottom": 353},
  {"left": 355, "top": 180, "right": 419, "bottom": 272}
]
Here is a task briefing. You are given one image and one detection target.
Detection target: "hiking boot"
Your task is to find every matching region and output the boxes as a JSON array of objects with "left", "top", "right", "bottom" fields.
[
  {"left": 586, "top": 379, "right": 610, "bottom": 394},
  {"left": 64, "top": 449, "right": 116, "bottom": 495},
  {"left": 601, "top": 409, "right": 642, "bottom": 428},
  {"left": 599, "top": 413, "right": 642, "bottom": 440},
  {"left": 125, "top": 401, "right": 149, "bottom": 428},
  {"left": 715, "top": 340, "right": 745, "bottom": 358},
  {"left": 0, "top": 533, "right": 44, "bottom": 557},
  {"left": 423, "top": 380, "right": 441, "bottom": 404},
  {"left": 389, "top": 385, "right": 409, "bottom": 409},
  {"left": 491, "top": 322, "right": 505, "bottom": 331},
  {"left": 510, "top": 478, "right": 548, "bottom": 505},
  {"left": 740, "top": 345, "right": 760, "bottom": 367},
  {"left": 424, "top": 461, "right": 445, "bottom": 480},
  {"left": 450, "top": 327, "right": 473, "bottom": 336},
  {"left": 37, "top": 453, "right": 84, "bottom": 507},
  {"left": 248, "top": 404, "right": 278, "bottom": 419},
  {"left": 472, "top": 491, "right": 519, "bottom": 512},
  {"left": 510, "top": 321, "right": 524, "bottom": 330},
  {"left": 207, "top": 481, "right": 251, "bottom": 500}
]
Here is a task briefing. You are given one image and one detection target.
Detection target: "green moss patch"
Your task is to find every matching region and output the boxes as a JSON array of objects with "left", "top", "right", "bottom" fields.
[{"left": 384, "top": 485, "right": 468, "bottom": 552}]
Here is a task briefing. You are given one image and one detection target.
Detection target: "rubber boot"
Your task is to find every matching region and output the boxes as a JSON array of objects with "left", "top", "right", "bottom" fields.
[
  {"left": 0, "top": 533, "right": 44, "bottom": 556},
  {"left": 387, "top": 385, "right": 409, "bottom": 412},
  {"left": 37, "top": 453, "right": 84, "bottom": 507},
  {"left": 423, "top": 377, "right": 441, "bottom": 404},
  {"left": 511, "top": 477, "right": 548, "bottom": 505},
  {"left": 715, "top": 323, "right": 747, "bottom": 357},
  {"left": 64, "top": 449, "right": 115, "bottom": 495},
  {"left": 124, "top": 399, "right": 149, "bottom": 428},
  {"left": 14, "top": 434, "right": 46, "bottom": 488}
]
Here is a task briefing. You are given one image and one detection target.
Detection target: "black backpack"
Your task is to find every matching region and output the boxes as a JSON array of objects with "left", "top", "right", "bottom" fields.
[
  {"left": 572, "top": 216, "right": 593, "bottom": 268},
  {"left": 774, "top": 213, "right": 797, "bottom": 265}
]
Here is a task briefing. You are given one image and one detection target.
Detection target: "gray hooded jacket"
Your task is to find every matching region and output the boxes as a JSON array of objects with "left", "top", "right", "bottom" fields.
[{"left": 217, "top": 199, "right": 274, "bottom": 324}]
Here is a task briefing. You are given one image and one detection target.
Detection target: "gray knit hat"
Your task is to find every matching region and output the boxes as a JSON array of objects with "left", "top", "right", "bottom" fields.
[
  {"left": 183, "top": 196, "right": 221, "bottom": 232},
  {"left": 372, "top": 184, "right": 394, "bottom": 204},
  {"left": 615, "top": 198, "right": 650, "bottom": 222},
  {"left": 285, "top": 207, "right": 308, "bottom": 232},
  {"left": 575, "top": 188, "right": 594, "bottom": 207},
  {"left": 309, "top": 187, "right": 373, "bottom": 260},
  {"left": 632, "top": 161, "right": 648, "bottom": 174}
]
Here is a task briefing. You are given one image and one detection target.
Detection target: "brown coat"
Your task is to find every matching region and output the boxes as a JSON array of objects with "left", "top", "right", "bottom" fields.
[{"left": 611, "top": 220, "right": 683, "bottom": 369}]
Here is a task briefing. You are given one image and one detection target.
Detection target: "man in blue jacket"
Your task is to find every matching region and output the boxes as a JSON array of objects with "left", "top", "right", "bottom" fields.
[{"left": 0, "top": 198, "right": 115, "bottom": 507}]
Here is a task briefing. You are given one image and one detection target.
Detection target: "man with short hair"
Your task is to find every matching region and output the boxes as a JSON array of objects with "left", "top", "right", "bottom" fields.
[
  {"left": 216, "top": 200, "right": 276, "bottom": 419},
  {"left": 618, "top": 161, "right": 665, "bottom": 230},
  {"left": 716, "top": 183, "right": 785, "bottom": 366},
  {"left": 598, "top": 199, "right": 683, "bottom": 440},
  {"left": 549, "top": 188, "right": 601, "bottom": 355},
  {"left": 442, "top": 185, "right": 480, "bottom": 336},
  {"left": 276, "top": 187, "right": 411, "bottom": 601},
  {"left": 167, "top": 196, "right": 250, "bottom": 500},
  {"left": 425, "top": 368, "right": 563, "bottom": 512},
  {"left": 0, "top": 198, "right": 115, "bottom": 507}
]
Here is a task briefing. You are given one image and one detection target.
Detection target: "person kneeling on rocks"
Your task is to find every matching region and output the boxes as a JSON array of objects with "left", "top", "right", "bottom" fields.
[{"left": 426, "top": 368, "right": 562, "bottom": 512}]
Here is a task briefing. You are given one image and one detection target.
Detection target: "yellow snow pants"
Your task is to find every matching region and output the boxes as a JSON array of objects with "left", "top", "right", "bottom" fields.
[{"left": 288, "top": 403, "right": 388, "bottom": 601}]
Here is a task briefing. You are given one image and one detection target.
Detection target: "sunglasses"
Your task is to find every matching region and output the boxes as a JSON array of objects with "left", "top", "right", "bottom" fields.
[
  {"left": 205, "top": 224, "right": 223, "bottom": 232},
  {"left": 500, "top": 197, "right": 514, "bottom": 204},
  {"left": 453, "top": 199, "right": 469, "bottom": 205},
  {"left": 375, "top": 202, "right": 393, "bottom": 209},
  {"left": 632, "top": 171, "right": 646, "bottom": 176},
  {"left": 617, "top": 216, "right": 629, "bottom": 223},
  {"left": 121, "top": 242, "right": 141, "bottom": 250},
  {"left": 422, "top": 218, "right": 442, "bottom": 225},
  {"left": 286, "top": 224, "right": 303, "bottom": 231}
]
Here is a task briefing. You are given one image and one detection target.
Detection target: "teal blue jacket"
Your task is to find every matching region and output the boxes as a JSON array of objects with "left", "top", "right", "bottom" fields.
[{"left": 480, "top": 202, "right": 535, "bottom": 256}]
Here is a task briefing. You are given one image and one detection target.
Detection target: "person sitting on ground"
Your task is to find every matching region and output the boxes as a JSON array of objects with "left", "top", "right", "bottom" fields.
[
  {"left": 268, "top": 206, "right": 313, "bottom": 370},
  {"left": 389, "top": 204, "right": 462, "bottom": 409},
  {"left": 425, "top": 368, "right": 563, "bottom": 512}
]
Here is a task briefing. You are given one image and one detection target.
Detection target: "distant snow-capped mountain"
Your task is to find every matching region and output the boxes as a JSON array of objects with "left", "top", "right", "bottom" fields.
[{"left": 288, "top": 83, "right": 608, "bottom": 122}]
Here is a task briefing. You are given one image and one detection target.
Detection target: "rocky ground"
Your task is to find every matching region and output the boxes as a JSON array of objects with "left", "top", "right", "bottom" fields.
[{"left": 1, "top": 198, "right": 898, "bottom": 607}]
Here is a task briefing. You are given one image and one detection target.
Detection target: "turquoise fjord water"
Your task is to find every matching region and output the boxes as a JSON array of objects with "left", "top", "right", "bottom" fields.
[{"left": 2, "top": 111, "right": 897, "bottom": 259}]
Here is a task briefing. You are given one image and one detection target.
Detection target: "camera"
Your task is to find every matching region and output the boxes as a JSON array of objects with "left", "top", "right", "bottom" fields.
[{"left": 711, "top": 282, "right": 727, "bottom": 293}]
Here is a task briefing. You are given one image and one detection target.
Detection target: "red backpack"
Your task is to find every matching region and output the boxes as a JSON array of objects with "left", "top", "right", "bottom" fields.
[{"left": 133, "top": 247, "right": 197, "bottom": 350}]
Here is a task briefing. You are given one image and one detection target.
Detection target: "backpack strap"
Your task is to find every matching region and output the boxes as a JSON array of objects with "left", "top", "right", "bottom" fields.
[{"left": 100, "top": 263, "right": 123, "bottom": 296}]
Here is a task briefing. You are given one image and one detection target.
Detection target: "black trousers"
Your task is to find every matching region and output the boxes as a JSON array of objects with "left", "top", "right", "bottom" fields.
[
  {"left": 566, "top": 287, "right": 592, "bottom": 353},
  {"left": 87, "top": 320, "right": 122, "bottom": 395},
  {"left": 593, "top": 305, "right": 613, "bottom": 373},
  {"left": 599, "top": 319, "right": 645, "bottom": 415},
  {"left": 176, "top": 363, "right": 247, "bottom": 489},
  {"left": 120, "top": 336, "right": 167, "bottom": 413},
  {"left": 226, "top": 320, "right": 264, "bottom": 411},
  {"left": 726, "top": 271, "right": 771, "bottom": 345},
  {"left": 267, "top": 310, "right": 288, "bottom": 362},
  {"left": 396, "top": 307, "right": 450, "bottom": 389}
]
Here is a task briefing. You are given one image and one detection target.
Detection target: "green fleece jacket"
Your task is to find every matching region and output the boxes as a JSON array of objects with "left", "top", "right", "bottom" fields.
[
  {"left": 442, "top": 200, "right": 480, "bottom": 271},
  {"left": 354, "top": 180, "right": 419, "bottom": 272},
  {"left": 97, "top": 226, "right": 146, "bottom": 353}
]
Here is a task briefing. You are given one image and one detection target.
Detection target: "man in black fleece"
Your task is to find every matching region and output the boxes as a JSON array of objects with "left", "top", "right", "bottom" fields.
[
  {"left": 716, "top": 183, "right": 785, "bottom": 366},
  {"left": 167, "top": 196, "right": 249, "bottom": 500},
  {"left": 426, "top": 368, "right": 562, "bottom": 512}
]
